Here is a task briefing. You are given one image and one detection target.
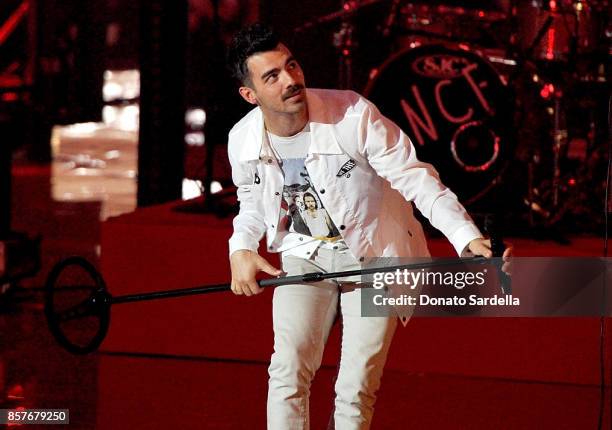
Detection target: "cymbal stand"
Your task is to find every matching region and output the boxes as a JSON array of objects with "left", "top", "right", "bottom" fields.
[
  {"left": 552, "top": 92, "right": 567, "bottom": 208},
  {"left": 381, "top": 0, "right": 402, "bottom": 39},
  {"left": 334, "top": 1, "right": 357, "bottom": 89}
]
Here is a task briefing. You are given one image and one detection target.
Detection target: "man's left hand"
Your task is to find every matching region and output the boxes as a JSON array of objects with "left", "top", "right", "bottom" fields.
[{"left": 468, "top": 238, "right": 513, "bottom": 275}]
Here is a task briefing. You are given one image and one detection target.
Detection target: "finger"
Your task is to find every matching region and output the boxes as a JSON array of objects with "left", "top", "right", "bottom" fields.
[
  {"left": 258, "top": 258, "right": 282, "bottom": 277},
  {"left": 240, "top": 282, "right": 252, "bottom": 296},
  {"left": 502, "top": 261, "right": 512, "bottom": 275},
  {"left": 502, "top": 246, "right": 513, "bottom": 261},
  {"left": 232, "top": 281, "right": 244, "bottom": 295},
  {"left": 241, "top": 281, "right": 259, "bottom": 296},
  {"left": 473, "top": 242, "right": 493, "bottom": 258},
  {"left": 247, "top": 280, "right": 263, "bottom": 295},
  {"left": 240, "top": 280, "right": 257, "bottom": 296}
]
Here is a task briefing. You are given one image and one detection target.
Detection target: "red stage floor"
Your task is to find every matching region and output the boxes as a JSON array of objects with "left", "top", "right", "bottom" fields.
[{"left": 3, "top": 163, "right": 610, "bottom": 429}]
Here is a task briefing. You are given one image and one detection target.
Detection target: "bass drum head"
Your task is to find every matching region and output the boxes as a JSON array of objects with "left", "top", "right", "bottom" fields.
[{"left": 364, "top": 44, "right": 514, "bottom": 205}]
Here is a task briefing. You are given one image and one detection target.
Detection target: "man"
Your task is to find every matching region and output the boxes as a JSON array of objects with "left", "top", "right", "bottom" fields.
[
  {"left": 301, "top": 192, "right": 338, "bottom": 239},
  {"left": 226, "top": 23, "right": 510, "bottom": 429}
]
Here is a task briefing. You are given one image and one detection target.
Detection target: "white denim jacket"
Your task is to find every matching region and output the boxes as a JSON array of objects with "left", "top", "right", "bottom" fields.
[{"left": 227, "top": 89, "right": 482, "bottom": 260}]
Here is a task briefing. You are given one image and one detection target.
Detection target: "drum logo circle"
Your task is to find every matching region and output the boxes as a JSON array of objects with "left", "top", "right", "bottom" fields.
[
  {"left": 400, "top": 55, "right": 493, "bottom": 148},
  {"left": 365, "top": 46, "right": 513, "bottom": 203},
  {"left": 411, "top": 54, "right": 471, "bottom": 79}
]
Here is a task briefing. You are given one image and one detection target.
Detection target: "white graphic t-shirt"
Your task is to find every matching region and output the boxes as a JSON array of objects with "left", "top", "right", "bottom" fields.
[{"left": 267, "top": 125, "right": 347, "bottom": 258}]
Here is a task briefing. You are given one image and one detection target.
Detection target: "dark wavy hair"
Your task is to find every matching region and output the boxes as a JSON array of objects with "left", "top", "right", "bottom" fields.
[
  {"left": 228, "top": 23, "right": 280, "bottom": 85},
  {"left": 303, "top": 192, "right": 318, "bottom": 209}
]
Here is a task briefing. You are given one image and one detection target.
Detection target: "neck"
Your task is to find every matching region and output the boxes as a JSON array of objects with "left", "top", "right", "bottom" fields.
[{"left": 263, "top": 107, "right": 308, "bottom": 137}]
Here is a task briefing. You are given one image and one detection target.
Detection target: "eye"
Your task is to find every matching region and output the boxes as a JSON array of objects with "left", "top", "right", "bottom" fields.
[{"left": 265, "top": 73, "right": 278, "bottom": 83}]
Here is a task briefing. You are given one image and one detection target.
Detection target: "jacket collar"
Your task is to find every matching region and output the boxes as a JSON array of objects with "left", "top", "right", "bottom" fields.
[{"left": 238, "top": 89, "right": 345, "bottom": 162}]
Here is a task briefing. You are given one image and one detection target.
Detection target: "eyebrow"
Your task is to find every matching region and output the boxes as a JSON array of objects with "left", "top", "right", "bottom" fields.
[{"left": 260, "top": 56, "right": 297, "bottom": 81}]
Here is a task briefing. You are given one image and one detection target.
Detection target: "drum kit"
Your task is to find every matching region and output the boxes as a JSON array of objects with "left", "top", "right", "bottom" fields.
[{"left": 298, "top": 0, "right": 610, "bottom": 231}]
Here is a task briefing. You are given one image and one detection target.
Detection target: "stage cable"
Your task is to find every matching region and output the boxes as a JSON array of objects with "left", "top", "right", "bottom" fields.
[{"left": 599, "top": 95, "right": 611, "bottom": 430}]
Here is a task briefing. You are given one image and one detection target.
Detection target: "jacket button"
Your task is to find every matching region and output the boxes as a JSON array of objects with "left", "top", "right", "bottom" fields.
[
  {"left": 275, "top": 191, "right": 280, "bottom": 196},
  {"left": 271, "top": 224, "right": 275, "bottom": 228},
  {"left": 339, "top": 225, "right": 346, "bottom": 230},
  {"left": 359, "top": 257, "right": 365, "bottom": 262},
  {"left": 267, "top": 159, "right": 273, "bottom": 164},
  {"left": 299, "top": 237, "right": 303, "bottom": 241},
  {"left": 319, "top": 189, "right": 325, "bottom": 194}
]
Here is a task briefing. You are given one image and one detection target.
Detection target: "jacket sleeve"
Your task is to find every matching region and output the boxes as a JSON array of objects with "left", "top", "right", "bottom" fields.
[
  {"left": 227, "top": 144, "right": 266, "bottom": 256},
  {"left": 356, "top": 97, "right": 482, "bottom": 256}
]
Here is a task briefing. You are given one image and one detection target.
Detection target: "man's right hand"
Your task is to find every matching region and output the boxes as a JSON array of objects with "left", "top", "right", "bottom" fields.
[{"left": 230, "top": 250, "right": 283, "bottom": 296}]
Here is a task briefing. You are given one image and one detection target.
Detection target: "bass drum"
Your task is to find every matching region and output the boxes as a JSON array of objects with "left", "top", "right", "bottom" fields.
[{"left": 364, "top": 44, "right": 514, "bottom": 205}]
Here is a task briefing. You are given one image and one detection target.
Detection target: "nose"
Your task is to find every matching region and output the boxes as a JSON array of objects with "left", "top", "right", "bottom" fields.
[
  {"left": 282, "top": 66, "right": 301, "bottom": 88},
  {"left": 281, "top": 70, "right": 297, "bottom": 88}
]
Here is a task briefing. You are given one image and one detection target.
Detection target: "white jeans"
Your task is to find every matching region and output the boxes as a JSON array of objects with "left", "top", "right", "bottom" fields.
[{"left": 267, "top": 247, "right": 397, "bottom": 430}]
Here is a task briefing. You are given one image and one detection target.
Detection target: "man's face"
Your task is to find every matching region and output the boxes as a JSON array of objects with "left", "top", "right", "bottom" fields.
[
  {"left": 304, "top": 195, "right": 316, "bottom": 210},
  {"left": 239, "top": 43, "right": 306, "bottom": 115}
]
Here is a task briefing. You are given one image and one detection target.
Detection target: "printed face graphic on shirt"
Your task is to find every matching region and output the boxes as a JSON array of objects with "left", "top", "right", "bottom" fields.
[
  {"left": 304, "top": 194, "right": 317, "bottom": 210},
  {"left": 278, "top": 159, "right": 341, "bottom": 241}
]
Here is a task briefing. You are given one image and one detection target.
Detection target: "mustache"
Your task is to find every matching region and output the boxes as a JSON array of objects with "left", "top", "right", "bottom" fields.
[{"left": 282, "top": 85, "right": 305, "bottom": 101}]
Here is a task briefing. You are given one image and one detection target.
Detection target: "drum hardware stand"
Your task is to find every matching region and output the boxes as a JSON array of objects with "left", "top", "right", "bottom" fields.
[
  {"left": 294, "top": 0, "right": 383, "bottom": 34},
  {"left": 526, "top": 151, "right": 537, "bottom": 228},
  {"left": 293, "top": 0, "right": 384, "bottom": 89},
  {"left": 508, "top": 15, "right": 553, "bottom": 84},
  {"left": 334, "top": 2, "right": 357, "bottom": 90},
  {"left": 524, "top": 150, "right": 551, "bottom": 223},
  {"left": 551, "top": 95, "right": 568, "bottom": 208},
  {"left": 507, "top": 10, "right": 570, "bottom": 240},
  {"left": 381, "top": 0, "right": 402, "bottom": 39},
  {"left": 523, "top": 101, "right": 570, "bottom": 243}
]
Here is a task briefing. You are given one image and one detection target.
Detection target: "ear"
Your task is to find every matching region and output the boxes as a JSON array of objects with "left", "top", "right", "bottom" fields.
[{"left": 239, "top": 86, "right": 259, "bottom": 106}]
